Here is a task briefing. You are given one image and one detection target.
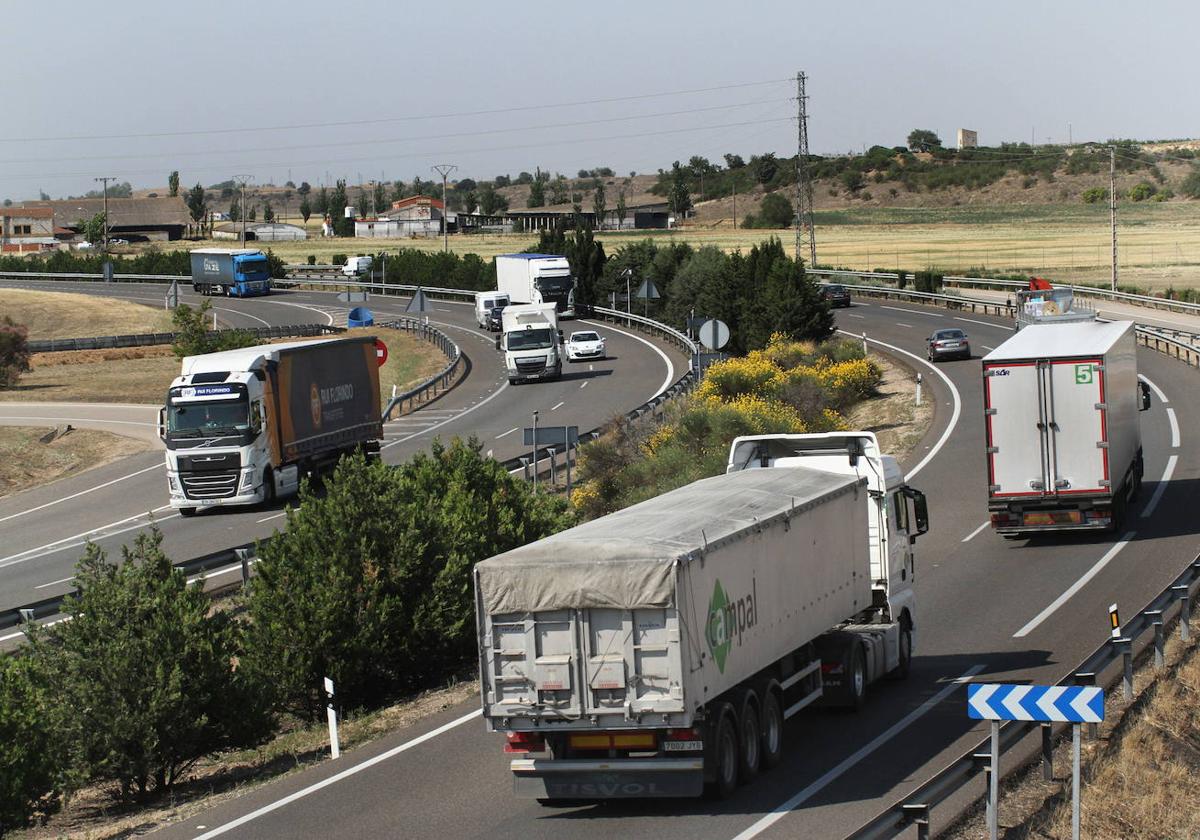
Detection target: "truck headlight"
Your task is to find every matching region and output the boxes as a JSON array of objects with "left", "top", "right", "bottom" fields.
[
  {"left": 167, "top": 475, "right": 179, "bottom": 492},
  {"left": 240, "top": 470, "right": 255, "bottom": 492}
]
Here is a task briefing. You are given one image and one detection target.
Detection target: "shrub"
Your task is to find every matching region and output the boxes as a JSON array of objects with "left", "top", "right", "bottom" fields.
[
  {"left": 695, "top": 354, "right": 781, "bottom": 402},
  {"left": 896, "top": 269, "right": 908, "bottom": 289},
  {"left": 26, "top": 530, "right": 267, "bottom": 803},
  {"left": 0, "top": 653, "right": 59, "bottom": 832},
  {"left": 914, "top": 270, "right": 942, "bottom": 293},
  {"left": 1180, "top": 167, "right": 1200, "bottom": 199},
  {"left": 0, "top": 317, "right": 31, "bottom": 388},
  {"left": 1081, "top": 187, "right": 1109, "bottom": 204},
  {"left": 1127, "top": 181, "right": 1157, "bottom": 202},
  {"left": 306, "top": 254, "right": 316, "bottom": 265},
  {"left": 243, "top": 442, "right": 572, "bottom": 719},
  {"left": 331, "top": 253, "right": 347, "bottom": 266},
  {"left": 758, "top": 192, "right": 794, "bottom": 228},
  {"left": 171, "top": 299, "right": 255, "bottom": 357}
]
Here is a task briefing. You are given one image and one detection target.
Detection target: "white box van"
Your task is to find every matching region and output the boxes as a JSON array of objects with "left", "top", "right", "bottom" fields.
[
  {"left": 475, "top": 291, "right": 511, "bottom": 330},
  {"left": 342, "top": 256, "right": 373, "bottom": 277}
]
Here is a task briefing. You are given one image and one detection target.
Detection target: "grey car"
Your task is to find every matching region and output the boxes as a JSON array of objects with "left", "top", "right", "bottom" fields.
[{"left": 927, "top": 328, "right": 971, "bottom": 361}]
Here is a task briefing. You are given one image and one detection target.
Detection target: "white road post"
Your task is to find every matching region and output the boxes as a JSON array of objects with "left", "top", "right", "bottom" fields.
[
  {"left": 861, "top": 331, "right": 868, "bottom": 355},
  {"left": 915, "top": 373, "right": 923, "bottom": 407},
  {"left": 324, "top": 677, "right": 341, "bottom": 760},
  {"left": 1072, "top": 722, "right": 1082, "bottom": 840},
  {"left": 988, "top": 720, "right": 999, "bottom": 840}
]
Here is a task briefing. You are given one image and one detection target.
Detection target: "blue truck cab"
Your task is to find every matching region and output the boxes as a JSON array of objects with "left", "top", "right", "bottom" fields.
[{"left": 189, "top": 248, "right": 273, "bottom": 297}]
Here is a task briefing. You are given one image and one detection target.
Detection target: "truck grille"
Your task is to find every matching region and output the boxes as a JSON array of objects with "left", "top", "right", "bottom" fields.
[
  {"left": 516, "top": 357, "right": 547, "bottom": 373},
  {"left": 181, "top": 470, "right": 239, "bottom": 499}
]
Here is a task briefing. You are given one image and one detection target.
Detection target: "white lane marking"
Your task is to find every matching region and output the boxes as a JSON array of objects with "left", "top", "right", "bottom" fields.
[
  {"left": 550, "top": 401, "right": 564, "bottom": 411},
  {"left": 880, "top": 305, "right": 943, "bottom": 318},
  {"left": 256, "top": 512, "right": 288, "bottom": 524},
  {"left": 1013, "top": 532, "right": 1137, "bottom": 638},
  {"left": 955, "top": 316, "right": 1007, "bottom": 329},
  {"left": 1166, "top": 408, "right": 1180, "bottom": 448},
  {"left": 256, "top": 299, "right": 337, "bottom": 325},
  {"left": 845, "top": 313, "right": 866, "bottom": 319},
  {"left": 579, "top": 381, "right": 588, "bottom": 389},
  {"left": 495, "top": 427, "right": 518, "bottom": 439},
  {"left": 0, "top": 506, "right": 176, "bottom": 570},
  {"left": 895, "top": 323, "right": 912, "bottom": 329},
  {"left": 1140, "top": 454, "right": 1178, "bottom": 519},
  {"left": 579, "top": 318, "right": 674, "bottom": 398},
  {"left": 0, "top": 462, "right": 163, "bottom": 524},
  {"left": 980, "top": 345, "right": 995, "bottom": 351},
  {"left": 961, "top": 521, "right": 990, "bottom": 542},
  {"left": 213, "top": 307, "right": 272, "bottom": 327},
  {"left": 35, "top": 576, "right": 73, "bottom": 589},
  {"left": 190, "top": 709, "right": 482, "bottom": 840},
  {"left": 729, "top": 665, "right": 986, "bottom": 840},
  {"left": 381, "top": 383, "right": 510, "bottom": 450},
  {"left": 840, "top": 331, "right": 962, "bottom": 481},
  {"left": 1138, "top": 373, "right": 1168, "bottom": 404},
  {"left": 0, "top": 414, "right": 157, "bottom": 429}
]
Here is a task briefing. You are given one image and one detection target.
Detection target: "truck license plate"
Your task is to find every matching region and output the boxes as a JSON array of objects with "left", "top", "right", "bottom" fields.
[
  {"left": 662, "top": 740, "right": 703, "bottom": 752},
  {"left": 1024, "top": 511, "right": 1081, "bottom": 526}
]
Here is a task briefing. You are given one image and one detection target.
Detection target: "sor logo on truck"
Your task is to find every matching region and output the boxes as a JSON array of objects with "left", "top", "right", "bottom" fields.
[
  {"left": 705, "top": 578, "right": 758, "bottom": 674},
  {"left": 310, "top": 382, "right": 322, "bottom": 429},
  {"left": 203, "top": 258, "right": 220, "bottom": 274}
]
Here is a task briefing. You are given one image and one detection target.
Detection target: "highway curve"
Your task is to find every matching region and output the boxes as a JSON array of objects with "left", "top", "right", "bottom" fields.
[
  {"left": 0, "top": 280, "right": 684, "bottom": 619},
  {"left": 133, "top": 297, "right": 1200, "bottom": 840}
]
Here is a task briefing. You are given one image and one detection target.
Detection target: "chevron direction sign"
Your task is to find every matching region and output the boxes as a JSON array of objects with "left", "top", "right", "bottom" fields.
[{"left": 967, "top": 684, "right": 1105, "bottom": 723}]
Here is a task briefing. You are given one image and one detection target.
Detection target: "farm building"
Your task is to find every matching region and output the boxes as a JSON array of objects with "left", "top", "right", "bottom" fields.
[
  {"left": 213, "top": 221, "right": 307, "bottom": 241},
  {"left": 505, "top": 200, "right": 670, "bottom": 232},
  {"left": 0, "top": 207, "right": 57, "bottom": 252},
  {"left": 24, "top": 196, "right": 193, "bottom": 241},
  {"left": 355, "top": 195, "right": 451, "bottom": 238}
]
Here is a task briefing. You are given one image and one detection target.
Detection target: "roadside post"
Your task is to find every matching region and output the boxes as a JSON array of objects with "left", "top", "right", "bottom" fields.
[
  {"left": 531, "top": 411, "right": 539, "bottom": 491},
  {"left": 324, "top": 677, "right": 341, "bottom": 760},
  {"left": 915, "top": 373, "right": 923, "bottom": 406},
  {"left": 968, "top": 683, "right": 1104, "bottom": 840},
  {"left": 862, "top": 331, "right": 868, "bottom": 355},
  {"left": 165, "top": 279, "right": 179, "bottom": 310},
  {"left": 522, "top": 426, "right": 578, "bottom": 494}
]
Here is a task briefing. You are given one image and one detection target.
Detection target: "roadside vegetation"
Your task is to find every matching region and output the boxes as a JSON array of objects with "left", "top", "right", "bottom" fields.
[
  {"left": 0, "top": 427, "right": 150, "bottom": 498},
  {"left": 0, "top": 290, "right": 173, "bottom": 341}
]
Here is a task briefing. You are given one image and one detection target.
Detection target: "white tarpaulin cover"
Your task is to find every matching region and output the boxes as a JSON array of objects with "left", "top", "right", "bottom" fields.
[{"left": 475, "top": 467, "right": 861, "bottom": 614}]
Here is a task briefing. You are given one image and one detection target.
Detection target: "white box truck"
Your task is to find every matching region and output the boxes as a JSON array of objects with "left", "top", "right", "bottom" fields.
[
  {"left": 496, "top": 303, "right": 563, "bottom": 384},
  {"left": 160, "top": 337, "right": 382, "bottom": 516},
  {"left": 475, "top": 432, "right": 928, "bottom": 800},
  {"left": 495, "top": 253, "right": 576, "bottom": 318},
  {"left": 983, "top": 320, "right": 1150, "bottom": 535},
  {"left": 474, "top": 290, "right": 511, "bottom": 331}
]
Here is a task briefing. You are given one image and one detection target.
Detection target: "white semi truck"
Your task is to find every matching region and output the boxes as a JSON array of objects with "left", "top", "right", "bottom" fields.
[
  {"left": 983, "top": 320, "right": 1150, "bottom": 535},
  {"left": 495, "top": 253, "right": 576, "bottom": 318},
  {"left": 475, "top": 432, "right": 928, "bottom": 800},
  {"left": 160, "top": 337, "right": 382, "bottom": 516},
  {"left": 496, "top": 303, "right": 563, "bottom": 384}
]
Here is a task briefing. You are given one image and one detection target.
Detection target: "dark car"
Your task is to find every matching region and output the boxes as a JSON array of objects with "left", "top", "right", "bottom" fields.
[
  {"left": 486, "top": 306, "right": 505, "bottom": 331},
  {"left": 927, "top": 328, "right": 971, "bottom": 361},
  {"left": 821, "top": 284, "right": 851, "bottom": 308}
]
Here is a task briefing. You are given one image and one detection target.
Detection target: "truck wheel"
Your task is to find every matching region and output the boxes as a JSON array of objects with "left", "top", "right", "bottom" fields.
[
  {"left": 262, "top": 469, "right": 275, "bottom": 505},
  {"left": 737, "top": 697, "right": 761, "bottom": 783},
  {"left": 760, "top": 689, "right": 784, "bottom": 769},
  {"left": 845, "top": 644, "right": 867, "bottom": 711},
  {"left": 178, "top": 507, "right": 197, "bottom": 517},
  {"left": 888, "top": 622, "right": 913, "bottom": 680},
  {"left": 705, "top": 710, "right": 739, "bottom": 799}
]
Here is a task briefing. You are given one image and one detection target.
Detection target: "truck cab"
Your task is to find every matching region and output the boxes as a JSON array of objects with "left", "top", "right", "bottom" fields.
[
  {"left": 496, "top": 303, "right": 563, "bottom": 384},
  {"left": 495, "top": 254, "right": 577, "bottom": 318}
]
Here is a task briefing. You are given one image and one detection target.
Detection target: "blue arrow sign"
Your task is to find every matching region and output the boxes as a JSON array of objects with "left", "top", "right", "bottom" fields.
[{"left": 967, "top": 684, "right": 1104, "bottom": 723}]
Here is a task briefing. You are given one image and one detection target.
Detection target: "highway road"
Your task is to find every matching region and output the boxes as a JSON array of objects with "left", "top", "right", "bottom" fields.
[
  {"left": 134, "top": 296, "right": 1200, "bottom": 840},
  {"left": 0, "top": 279, "right": 686, "bottom": 618},
  {"left": 4, "top": 280, "right": 1198, "bottom": 838}
]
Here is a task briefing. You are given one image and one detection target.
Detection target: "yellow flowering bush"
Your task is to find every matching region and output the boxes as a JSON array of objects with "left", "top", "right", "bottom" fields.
[
  {"left": 721, "top": 393, "right": 807, "bottom": 434},
  {"left": 695, "top": 354, "right": 780, "bottom": 402}
]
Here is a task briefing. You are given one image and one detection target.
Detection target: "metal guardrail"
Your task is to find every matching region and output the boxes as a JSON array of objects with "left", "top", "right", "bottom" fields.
[
  {"left": 379, "top": 319, "right": 462, "bottom": 420},
  {"left": 941, "top": 275, "right": 1200, "bottom": 317},
  {"left": 0, "top": 270, "right": 182, "bottom": 283},
  {"left": 27, "top": 323, "right": 342, "bottom": 353},
  {"left": 847, "top": 555, "right": 1200, "bottom": 840}
]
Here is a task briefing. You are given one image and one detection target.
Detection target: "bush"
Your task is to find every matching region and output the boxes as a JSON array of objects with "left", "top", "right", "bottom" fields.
[
  {"left": 171, "top": 300, "right": 256, "bottom": 357},
  {"left": 306, "top": 254, "right": 316, "bottom": 265},
  {"left": 243, "top": 442, "right": 572, "bottom": 719},
  {"left": 1127, "top": 181, "right": 1158, "bottom": 202},
  {"left": 1180, "top": 167, "right": 1200, "bottom": 199},
  {"left": 0, "top": 317, "right": 31, "bottom": 388},
  {"left": 758, "top": 192, "right": 794, "bottom": 227},
  {"left": 914, "top": 270, "right": 942, "bottom": 293},
  {"left": 331, "top": 253, "right": 347, "bottom": 266},
  {"left": 895, "top": 269, "right": 908, "bottom": 289},
  {"left": 26, "top": 530, "right": 267, "bottom": 803},
  {"left": 1082, "top": 187, "right": 1108, "bottom": 204},
  {"left": 0, "top": 654, "right": 59, "bottom": 832}
]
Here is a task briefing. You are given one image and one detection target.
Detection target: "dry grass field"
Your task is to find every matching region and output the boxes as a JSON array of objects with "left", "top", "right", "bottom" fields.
[
  {"left": 1, "top": 288, "right": 174, "bottom": 339},
  {"left": 0, "top": 426, "right": 151, "bottom": 498}
]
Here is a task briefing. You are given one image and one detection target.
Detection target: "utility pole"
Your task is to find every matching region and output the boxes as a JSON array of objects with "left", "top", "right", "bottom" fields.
[
  {"left": 732, "top": 175, "right": 738, "bottom": 229},
  {"left": 1109, "top": 146, "right": 1118, "bottom": 291},
  {"left": 795, "top": 71, "right": 817, "bottom": 267},
  {"left": 431, "top": 163, "right": 457, "bottom": 252},
  {"left": 94, "top": 176, "right": 115, "bottom": 250},
  {"left": 233, "top": 174, "right": 252, "bottom": 248}
]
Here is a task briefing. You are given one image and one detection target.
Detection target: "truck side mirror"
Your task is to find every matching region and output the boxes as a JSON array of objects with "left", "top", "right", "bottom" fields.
[
  {"left": 157, "top": 407, "right": 166, "bottom": 440},
  {"left": 494, "top": 335, "right": 502, "bottom": 351},
  {"left": 902, "top": 486, "right": 929, "bottom": 539},
  {"left": 557, "top": 329, "right": 565, "bottom": 344},
  {"left": 1139, "top": 381, "right": 1151, "bottom": 411}
]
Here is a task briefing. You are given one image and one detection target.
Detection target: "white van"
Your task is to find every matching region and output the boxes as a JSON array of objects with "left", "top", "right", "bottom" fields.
[
  {"left": 475, "top": 291, "right": 511, "bottom": 330},
  {"left": 342, "top": 256, "right": 373, "bottom": 277}
]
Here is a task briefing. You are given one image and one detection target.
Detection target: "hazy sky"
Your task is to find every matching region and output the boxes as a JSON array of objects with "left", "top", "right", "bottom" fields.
[{"left": 2, "top": 0, "right": 1197, "bottom": 201}]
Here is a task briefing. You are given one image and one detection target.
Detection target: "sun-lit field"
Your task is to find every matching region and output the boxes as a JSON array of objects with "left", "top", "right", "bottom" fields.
[{"left": 140, "top": 201, "right": 1200, "bottom": 292}]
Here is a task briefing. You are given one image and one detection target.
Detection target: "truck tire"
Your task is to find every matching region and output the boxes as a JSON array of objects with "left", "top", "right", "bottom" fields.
[
  {"left": 737, "top": 695, "right": 761, "bottom": 783},
  {"left": 178, "top": 507, "right": 197, "bottom": 517},
  {"left": 262, "top": 469, "right": 275, "bottom": 505},
  {"left": 760, "top": 689, "right": 784, "bottom": 769},
  {"left": 845, "top": 644, "right": 867, "bottom": 711},
  {"left": 705, "top": 709, "right": 739, "bottom": 799},
  {"left": 888, "top": 621, "right": 913, "bottom": 680}
]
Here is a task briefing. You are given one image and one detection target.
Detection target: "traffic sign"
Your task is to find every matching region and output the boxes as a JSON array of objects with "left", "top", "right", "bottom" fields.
[
  {"left": 374, "top": 339, "right": 388, "bottom": 366},
  {"left": 523, "top": 425, "right": 579, "bottom": 447},
  {"left": 635, "top": 278, "right": 661, "bottom": 300},
  {"left": 406, "top": 288, "right": 433, "bottom": 314},
  {"left": 698, "top": 318, "right": 730, "bottom": 351},
  {"left": 967, "top": 684, "right": 1104, "bottom": 723},
  {"left": 337, "top": 290, "right": 369, "bottom": 303}
]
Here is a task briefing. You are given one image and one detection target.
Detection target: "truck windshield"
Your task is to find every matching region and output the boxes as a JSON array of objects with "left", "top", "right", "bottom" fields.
[
  {"left": 238, "top": 258, "right": 270, "bottom": 280},
  {"left": 535, "top": 276, "right": 574, "bottom": 295},
  {"left": 508, "top": 328, "right": 555, "bottom": 351},
  {"left": 168, "top": 400, "right": 251, "bottom": 438}
]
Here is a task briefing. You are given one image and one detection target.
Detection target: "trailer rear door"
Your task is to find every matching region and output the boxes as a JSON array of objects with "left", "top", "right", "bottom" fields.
[
  {"left": 985, "top": 362, "right": 1045, "bottom": 497},
  {"left": 1047, "top": 358, "right": 1107, "bottom": 494}
]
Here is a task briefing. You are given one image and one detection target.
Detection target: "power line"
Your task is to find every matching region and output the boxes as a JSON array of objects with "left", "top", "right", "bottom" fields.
[
  {"left": 0, "top": 78, "right": 793, "bottom": 144},
  {"left": 0, "top": 98, "right": 791, "bottom": 167}
]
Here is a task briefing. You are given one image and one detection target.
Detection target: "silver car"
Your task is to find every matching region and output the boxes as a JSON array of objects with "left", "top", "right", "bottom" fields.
[{"left": 926, "top": 328, "right": 970, "bottom": 361}]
